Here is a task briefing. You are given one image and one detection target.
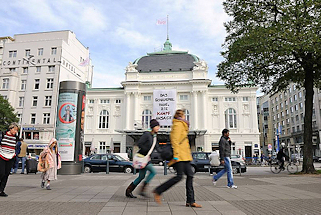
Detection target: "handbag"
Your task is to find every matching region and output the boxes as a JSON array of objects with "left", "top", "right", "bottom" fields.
[
  {"left": 133, "top": 135, "right": 157, "bottom": 169},
  {"left": 159, "top": 136, "right": 188, "bottom": 161}
]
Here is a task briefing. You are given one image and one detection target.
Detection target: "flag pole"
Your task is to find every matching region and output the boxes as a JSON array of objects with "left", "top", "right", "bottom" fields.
[{"left": 167, "top": 15, "right": 169, "bottom": 39}]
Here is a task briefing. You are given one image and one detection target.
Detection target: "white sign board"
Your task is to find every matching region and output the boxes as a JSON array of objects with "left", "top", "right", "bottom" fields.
[
  {"left": 153, "top": 89, "right": 177, "bottom": 126},
  {"left": 58, "top": 138, "right": 75, "bottom": 161}
]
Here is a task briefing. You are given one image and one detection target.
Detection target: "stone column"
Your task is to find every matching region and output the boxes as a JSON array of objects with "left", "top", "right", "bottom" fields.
[
  {"left": 134, "top": 92, "right": 140, "bottom": 122},
  {"left": 125, "top": 93, "right": 131, "bottom": 129},
  {"left": 202, "top": 90, "right": 207, "bottom": 130},
  {"left": 193, "top": 91, "right": 198, "bottom": 129}
]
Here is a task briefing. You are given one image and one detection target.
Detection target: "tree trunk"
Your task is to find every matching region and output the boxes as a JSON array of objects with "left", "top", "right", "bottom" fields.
[{"left": 302, "top": 68, "right": 315, "bottom": 173}]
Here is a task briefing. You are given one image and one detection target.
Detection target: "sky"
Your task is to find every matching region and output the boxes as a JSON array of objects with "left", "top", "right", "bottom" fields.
[{"left": 0, "top": 0, "right": 231, "bottom": 89}]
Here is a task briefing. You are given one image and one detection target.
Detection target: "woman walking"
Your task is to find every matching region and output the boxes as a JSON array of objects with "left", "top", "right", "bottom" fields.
[
  {"left": 153, "top": 110, "right": 202, "bottom": 208},
  {"left": 125, "top": 119, "right": 159, "bottom": 198},
  {"left": 39, "top": 138, "right": 61, "bottom": 190},
  {"left": 0, "top": 123, "right": 19, "bottom": 197}
]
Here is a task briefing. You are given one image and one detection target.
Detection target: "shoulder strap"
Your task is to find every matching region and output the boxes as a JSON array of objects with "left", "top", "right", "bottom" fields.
[{"left": 146, "top": 135, "right": 157, "bottom": 156}]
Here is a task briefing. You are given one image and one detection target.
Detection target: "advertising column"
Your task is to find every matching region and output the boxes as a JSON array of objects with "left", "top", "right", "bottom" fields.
[{"left": 56, "top": 81, "right": 86, "bottom": 174}]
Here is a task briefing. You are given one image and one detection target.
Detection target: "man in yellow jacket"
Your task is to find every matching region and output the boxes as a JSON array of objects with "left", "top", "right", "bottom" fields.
[
  {"left": 13, "top": 138, "right": 29, "bottom": 174},
  {"left": 153, "top": 109, "right": 202, "bottom": 208}
]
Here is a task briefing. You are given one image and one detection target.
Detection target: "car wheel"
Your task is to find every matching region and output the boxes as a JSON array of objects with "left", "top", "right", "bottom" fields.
[
  {"left": 84, "top": 166, "right": 91, "bottom": 173},
  {"left": 232, "top": 167, "right": 238, "bottom": 174},
  {"left": 191, "top": 165, "right": 196, "bottom": 174},
  {"left": 124, "top": 166, "right": 133, "bottom": 173},
  {"left": 158, "top": 161, "right": 163, "bottom": 166}
]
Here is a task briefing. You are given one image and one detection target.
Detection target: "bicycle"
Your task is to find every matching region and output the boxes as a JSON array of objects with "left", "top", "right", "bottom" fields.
[{"left": 270, "top": 159, "right": 298, "bottom": 174}]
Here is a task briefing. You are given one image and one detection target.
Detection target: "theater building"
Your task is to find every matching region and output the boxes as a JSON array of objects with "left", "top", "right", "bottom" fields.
[{"left": 84, "top": 39, "right": 260, "bottom": 159}]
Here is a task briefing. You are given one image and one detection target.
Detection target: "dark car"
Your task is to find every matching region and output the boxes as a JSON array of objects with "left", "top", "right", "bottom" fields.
[
  {"left": 150, "top": 150, "right": 164, "bottom": 166},
  {"left": 191, "top": 152, "right": 247, "bottom": 174},
  {"left": 84, "top": 154, "right": 134, "bottom": 173}
]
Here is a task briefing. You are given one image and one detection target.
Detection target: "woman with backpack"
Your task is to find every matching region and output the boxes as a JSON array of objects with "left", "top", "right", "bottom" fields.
[
  {"left": 125, "top": 119, "right": 160, "bottom": 198},
  {"left": 153, "top": 109, "right": 202, "bottom": 208},
  {"left": 39, "top": 138, "right": 61, "bottom": 190}
]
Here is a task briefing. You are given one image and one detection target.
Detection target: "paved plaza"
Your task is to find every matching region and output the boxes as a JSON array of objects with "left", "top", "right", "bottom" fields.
[{"left": 1, "top": 167, "right": 321, "bottom": 215}]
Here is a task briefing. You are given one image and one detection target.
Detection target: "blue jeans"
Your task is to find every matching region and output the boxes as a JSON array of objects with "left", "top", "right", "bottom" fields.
[
  {"left": 133, "top": 163, "right": 156, "bottom": 186},
  {"left": 14, "top": 157, "right": 26, "bottom": 173},
  {"left": 213, "top": 157, "right": 234, "bottom": 187}
]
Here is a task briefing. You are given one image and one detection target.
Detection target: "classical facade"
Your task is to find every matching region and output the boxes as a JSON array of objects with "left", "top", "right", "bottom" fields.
[
  {"left": 0, "top": 31, "right": 93, "bottom": 154},
  {"left": 84, "top": 39, "right": 260, "bottom": 158}
]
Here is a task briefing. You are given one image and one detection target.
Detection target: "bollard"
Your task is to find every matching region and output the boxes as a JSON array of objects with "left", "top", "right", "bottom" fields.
[
  {"left": 82, "top": 160, "right": 84, "bottom": 173},
  {"left": 164, "top": 161, "right": 167, "bottom": 175},
  {"left": 239, "top": 166, "right": 241, "bottom": 176},
  {"left": 133, "top": 168, "right": 136, "bottom": 175},
  {"left": 106, "top": 158, "right": 109, "bottom": 174}
]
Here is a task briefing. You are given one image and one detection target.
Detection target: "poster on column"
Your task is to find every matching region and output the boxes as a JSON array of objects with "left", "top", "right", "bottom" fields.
[
  {"left": 55, "top": 92, "right": 78, "bottom": 161},
  {"left": 153, "top": 89, "right": 176, "bottom": 126}
]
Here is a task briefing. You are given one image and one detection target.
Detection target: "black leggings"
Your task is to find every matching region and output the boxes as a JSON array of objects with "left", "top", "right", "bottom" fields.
[
  {"left": 155, "top": 161, "right": 195, "bottom": 204},
  {"left": 0, "top": 157, "right": 14, "bottom": 192}
]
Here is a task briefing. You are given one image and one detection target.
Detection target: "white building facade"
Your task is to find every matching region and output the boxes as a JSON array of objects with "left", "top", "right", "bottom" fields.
[
  {"left": 84, "top": 39, "right": 260, "bottom": 159},
  {"left": 0, "top": 31, "right": 93, "bottom": 154}
]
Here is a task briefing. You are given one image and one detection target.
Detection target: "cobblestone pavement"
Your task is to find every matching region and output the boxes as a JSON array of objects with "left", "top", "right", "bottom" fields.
[{"left": 0, "top": 169, "right": 321, "bottom": 215}]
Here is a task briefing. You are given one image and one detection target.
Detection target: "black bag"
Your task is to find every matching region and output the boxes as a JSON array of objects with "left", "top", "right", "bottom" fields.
[
  {"left": 159, "top": 137, "right": 188, "bottom": 161},
  {"left": 26, "top": 158, "right": 38, "bottom": 174}
]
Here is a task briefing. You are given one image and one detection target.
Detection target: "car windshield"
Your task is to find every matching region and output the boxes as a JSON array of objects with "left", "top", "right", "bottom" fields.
[
  {"left": 113, "top": 155, "right": 125, "bottom": 161},
  {"left": 231, "top": 155, "right": 240, "bottom": 159}
]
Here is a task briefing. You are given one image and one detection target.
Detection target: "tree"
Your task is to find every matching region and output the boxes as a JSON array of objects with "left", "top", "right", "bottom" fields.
[
  {"left": 0, "top": 96, "right": 18, "bottom": 131},
  {"left": 217, "top": 0, "right": 321, "bottom": 173}
]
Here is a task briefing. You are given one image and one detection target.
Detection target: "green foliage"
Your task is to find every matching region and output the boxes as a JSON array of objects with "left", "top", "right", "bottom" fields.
[
  {"left": 217, "top": 0, "right": 321, "bottom": 94},
  {"left": 0, "top": 96, "right": 18, "bottom": 131}
]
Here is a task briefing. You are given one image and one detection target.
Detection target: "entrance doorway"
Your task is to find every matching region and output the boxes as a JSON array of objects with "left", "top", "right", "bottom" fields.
[
  {"left": 245, "top": 146, "right": 252, "bottom": 164},
  {"left": 113, "top": 143, "right": 120, "bottom": 153}
]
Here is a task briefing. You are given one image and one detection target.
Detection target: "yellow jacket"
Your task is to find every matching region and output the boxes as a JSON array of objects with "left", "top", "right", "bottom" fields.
[{"left": 170, "top": 118, "right": 192, "bottom": 162}]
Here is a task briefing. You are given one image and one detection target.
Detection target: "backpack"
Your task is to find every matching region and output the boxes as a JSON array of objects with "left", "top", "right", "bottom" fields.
[{"left": 209, "top": 151, "right": 220, "bottom": 166}]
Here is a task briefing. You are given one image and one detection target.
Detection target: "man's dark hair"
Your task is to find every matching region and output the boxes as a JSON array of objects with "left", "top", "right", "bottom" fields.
[{"left": 222, "top": 129, "right": 229, "bottom": 136}]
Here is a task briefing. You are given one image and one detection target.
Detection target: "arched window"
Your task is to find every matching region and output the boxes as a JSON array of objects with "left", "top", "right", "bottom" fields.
[
  {"left": 184, "top": 109, "right": 190, "bottom": 122},
  {"left": 225, "top": 108, "right": 237, "bottom": 128},
  {"left": 142, "top": 109, "right": 152, "bottom": 129},
  {"left": 99, "top": 110, "right": 109, "bottom": 129}
]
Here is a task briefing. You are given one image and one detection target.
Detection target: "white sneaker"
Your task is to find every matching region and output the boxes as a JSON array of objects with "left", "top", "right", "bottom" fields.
[
  {"left": 212, "top": 179, "right": 217, "bottom": 186},
  {"left": 230, "top": 185, "right": 238, "bottom": 189}
]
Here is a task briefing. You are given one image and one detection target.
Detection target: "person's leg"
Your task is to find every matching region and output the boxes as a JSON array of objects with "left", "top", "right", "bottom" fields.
[
  {"left": 133, "top": 168, "right": 147, "bottom": 186},
  {"left": 225, "top": 157, "right": 234, "bottom": 187},
  {"left": 184, "top": 162, "right": 195, "bottom": 204},
  {"left": 126, "top": 168, "right": 147, "bottom": 198},
  {"left": 154, "top": 162, "right": 184, "bottom": 195},
  {"left": 14, "top": 157, "right": 20, "bottom": 173},
  {"left": 46, "top": 180, "right": 51, "bottom": 190},
  {"left": 144, "top": 163, "right": 156, "bottom": 184},
  {"left": 0, "top": 158, "right": 14, "bottom": 194},
  {"left": 213, "top": 163, "right": 227, "bottom": 181},
  {"left": 21, "top": 157, "right": 26, "bottom": 174}
]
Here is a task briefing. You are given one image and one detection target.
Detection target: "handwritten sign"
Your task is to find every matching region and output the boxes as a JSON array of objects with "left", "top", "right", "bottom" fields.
[{"left": 153, "top": 89, "right": 176, "bottom": 126}]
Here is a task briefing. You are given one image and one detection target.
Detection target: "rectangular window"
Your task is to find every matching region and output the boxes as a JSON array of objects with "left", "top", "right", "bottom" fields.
[
  {"left": 43, "top": 113, "right": 50, "bottom": 124},
  {"left": 291, "top": 106, "right": 294, "bottom": 113},
  {"left": 292, "top": 127, "right": 295, "bottom": 132},
  {"left": 89, "top": 99, "right": 94, "bottom": 104},
  {"left": 212, "top": 97, "right": 218, "bottom": 102},
  {"left": 23, "top": 67, "right": 28, "bottom": 74},
  {"left": 99, "top": 141, "right": 106, "bottom": 154},
  {"left": 38, "top": 48, "right": 43, "bottom": 56},
  {"left": 293, "top": 85, "right": 296, "bottom": 91},
  {"left": 243, "top": 97, "right": 249, "bottom": 101},
  {"left": 297, "top": 125, "right": 300, "bottom": 131},
  {"left": 276, "top": 105, "right": 279, "bottom": 110},
  {"left": 25, "top": 49, "right": 30, "bottom": 57},
  {"left": 285, "top": 100, "right": 288, "bottom": 106},
  {"left": 17, "top": 114, "right": 22, "bottom": 124},
  {"left": 31, "top": 113, "right": 36, "bottom": 124},
  {"left": 48, "top": 66, "right": 55, "bottom": 72},
  {"left": 277, "top": 113, "right": 280, "bottom": 119},
  {"left": 36, "top": 66, "right": 41, "bottom": 73},
  {"left": 21, "top": 80, "right": 27, "bottom": 90},
  {"left": 2, "top": 78, "right": 9, "bottom": 89},
  {"left": 19, "top": 97, "right": 24, "bottom": 107},
  {"left": 299, "top": 92, "right": 302, "bottom": 98},
  {"left": 9, "top": 68, "right": 16, "bottom": 72},
  {"left": 279, "top": 94, "right": 283, "bottom": 100},
  {"left": 32, "top": 96, "right": 38, "bottom": 107},
  {"left": 34, "top": 79, "right": 40, "bottom": 89},
  {"left": 225, "top": 97, "right": 236, "bottom": 102},
  {"left": 100, "top": 99, "right": 109, "bottom": 104},
  {"left": 296, "top": 115, "right": 299, "bottom": 121},
  {"left": 295, "top": 104, "right": 298, "bottom": 111},
  {"left": 180, "top": 95, "right": 188, "bottom": 101},
  {"left": 286, "top": 109, "right": 289, "bottom": 115},
  {"left": 51, "top": 47, "right": 57, "bottom": 55},
  {"left": 144, "top": 96, "right": 152, "bottom": 101},
  {"left": 115, "top": 99, "right": 121, "bottom": 104},
  {"left": 46, "top": 78, "right": 54, "bottom": 89},
  {"left": 9, "top": 50, "right": 17, "bottom": 58},
  {"left": 275, "top": 97, "right": 278, "bottom": 102},
  {"left": 281, "top": 112, "right": 284, "bottom": 117},
  {"left": 299, "top": 102, "right": 303, "bottom": 109},
  {"left": 294, "top": 94, "right": 297, "bottom": 101},
  {"left": 45, "top": 96, "right": 52, "bottom": 106},
  {"left": 301, "top": 113, "right": 304, "bottom": 121}
]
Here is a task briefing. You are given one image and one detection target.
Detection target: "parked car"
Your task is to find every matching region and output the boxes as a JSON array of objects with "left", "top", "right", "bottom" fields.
[
  {"left": 313, "top": 156, "right": 320, "bottom": 162},
  {"left": 231, "top": 154, "right": 245, "bottom": 165},
  {"left": 84, "top": 154, "right": 134, "bottom": 173},
  {"left": 150, "top": 150, "right": 164, "bottom": 166},
  {"left": 191, "top": 152, "right": 246, "bottom": 174}
]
